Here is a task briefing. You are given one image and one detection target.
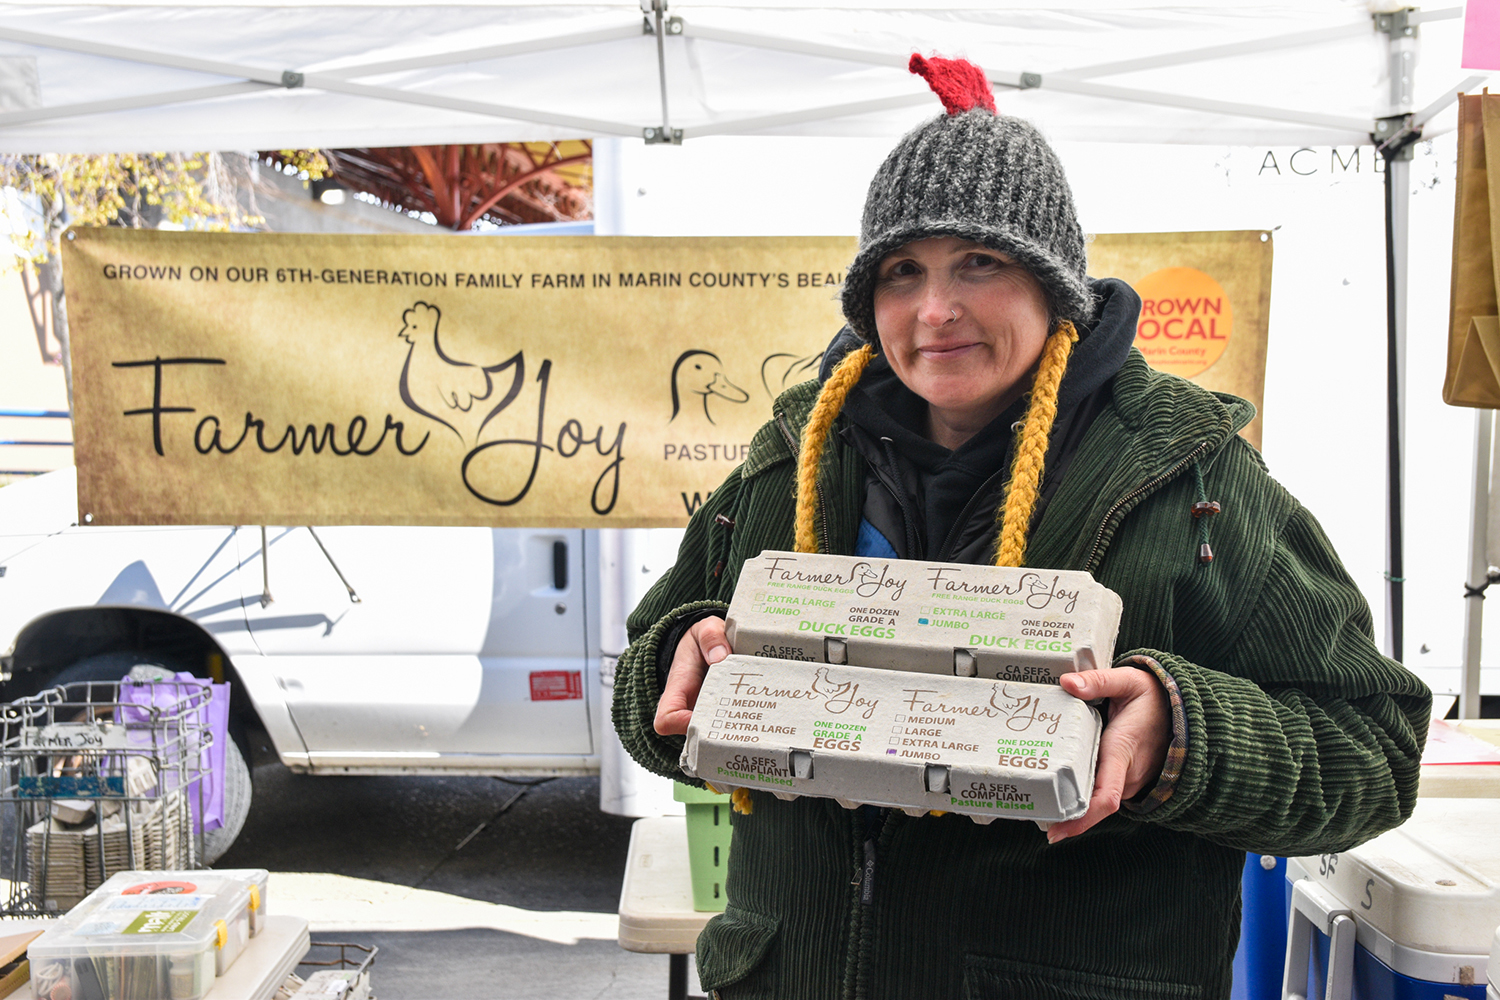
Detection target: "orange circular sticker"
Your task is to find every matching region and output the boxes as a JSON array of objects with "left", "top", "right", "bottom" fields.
[
  {"left": 121, "top": 880, "right": 197, "bottom": 895},
  {"left": 1131, "top": 267, "right": 1232, "bottom": 379}
]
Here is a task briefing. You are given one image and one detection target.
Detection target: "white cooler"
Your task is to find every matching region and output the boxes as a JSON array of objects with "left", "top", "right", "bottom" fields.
[
  {"left": 1283, "top": 798, "right": 1500, "bottom": 1000},
  {"left": 1489, "top": 925, "right": 1498, "bottom": 1000}
]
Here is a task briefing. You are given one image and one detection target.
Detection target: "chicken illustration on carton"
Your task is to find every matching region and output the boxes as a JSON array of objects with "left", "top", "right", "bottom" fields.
[
  {"left": 725, "top": 551, "right": 1122, "bottom": 684},
  {"left": 680, "top": 655, "right": 1102, "bottom": 823}
]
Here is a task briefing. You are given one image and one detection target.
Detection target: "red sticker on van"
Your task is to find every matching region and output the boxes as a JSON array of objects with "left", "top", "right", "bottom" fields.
[{"left": 530, "top": 670, "right": 583, "bottom": 701}]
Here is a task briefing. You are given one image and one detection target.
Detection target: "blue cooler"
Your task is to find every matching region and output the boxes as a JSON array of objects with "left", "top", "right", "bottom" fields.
[
  {"left": 1234, "top": 854, "right": 1290, "bottom": 1000},
  {"left": 1283, "top": 799, "right": 1500, "bottom": 1000}
]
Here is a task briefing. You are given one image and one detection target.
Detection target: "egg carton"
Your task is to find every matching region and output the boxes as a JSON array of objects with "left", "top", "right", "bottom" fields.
[
  {"left": 726, "top": 551, "right": 1122, "bottom": 685},
  {"left": 680, "top": 655, "right": 1102, "bottom": 825}
]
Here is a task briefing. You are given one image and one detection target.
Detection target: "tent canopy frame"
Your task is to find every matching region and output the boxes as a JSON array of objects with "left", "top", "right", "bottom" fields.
[{"left": 0, "top": 5, "right": 1477, "bottom": 145}]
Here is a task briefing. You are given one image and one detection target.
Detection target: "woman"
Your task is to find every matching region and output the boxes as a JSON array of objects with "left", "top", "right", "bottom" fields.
[{"left": 613, "top": 55, "right": 1429, "bottom": 1000}]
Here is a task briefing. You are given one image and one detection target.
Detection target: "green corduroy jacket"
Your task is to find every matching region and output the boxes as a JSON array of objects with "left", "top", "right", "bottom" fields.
[{"left": 612, "top": 349, "right": 1431, "bottom": 1000}]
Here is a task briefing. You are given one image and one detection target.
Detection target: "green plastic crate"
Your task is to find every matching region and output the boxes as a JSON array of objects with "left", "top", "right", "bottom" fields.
[{"left": 674, "top": 782, "right": 733, "bottom": 911}]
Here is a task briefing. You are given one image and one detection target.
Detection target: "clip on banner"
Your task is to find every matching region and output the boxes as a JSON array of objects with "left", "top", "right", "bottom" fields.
[{"left": 1445, "top": 92, "right": 1500, "bottom": 407}]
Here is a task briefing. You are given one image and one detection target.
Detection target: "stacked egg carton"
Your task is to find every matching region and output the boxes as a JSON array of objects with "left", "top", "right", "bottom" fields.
[
  {"left": 25, "top": 820, "right": 87, "bottom": 912},
  {"left": 681, "top": 552, "right": 1123, "bottom": 825},
  {"left": 142, "top": 789, "right": 189, "bottom": 871}
]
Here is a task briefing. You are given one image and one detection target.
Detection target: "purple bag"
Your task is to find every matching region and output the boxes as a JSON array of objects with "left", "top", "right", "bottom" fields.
[{"left": 119, "top": 673, "right": 229, "bottom": 833}]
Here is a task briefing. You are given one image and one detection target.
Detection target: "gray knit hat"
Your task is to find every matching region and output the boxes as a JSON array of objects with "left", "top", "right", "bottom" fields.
[{"left": 841, "top": 59, "right": 1093, "bottom": 342}]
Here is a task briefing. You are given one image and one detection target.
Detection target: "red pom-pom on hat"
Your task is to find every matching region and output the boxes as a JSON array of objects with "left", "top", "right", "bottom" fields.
[{"left": 909, "top": 54, "right": 996, "bottom": 115}]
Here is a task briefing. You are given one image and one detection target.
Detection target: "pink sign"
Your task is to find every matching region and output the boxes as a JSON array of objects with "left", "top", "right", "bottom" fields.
[
  {"left": 1464, "top": 0, "right": 1500, "bottom": 70},
  {"left": 1421, "top": 719, "right": 1500, "bottom": 765}
]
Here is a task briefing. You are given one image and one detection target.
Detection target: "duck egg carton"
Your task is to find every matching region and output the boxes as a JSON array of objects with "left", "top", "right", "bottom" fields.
[{"left": 726, "top": 551, "right": 1122, "bottom": 684}]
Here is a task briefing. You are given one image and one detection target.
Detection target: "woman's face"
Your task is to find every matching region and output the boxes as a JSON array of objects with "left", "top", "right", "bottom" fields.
[{"left": 873, "top": 236, "right": 1052, "bottom": 446}]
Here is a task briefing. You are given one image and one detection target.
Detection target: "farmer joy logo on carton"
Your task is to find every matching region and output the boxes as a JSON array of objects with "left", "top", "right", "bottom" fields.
[{"left": 759, "top": 554, "right": 909, "bottom": 600}]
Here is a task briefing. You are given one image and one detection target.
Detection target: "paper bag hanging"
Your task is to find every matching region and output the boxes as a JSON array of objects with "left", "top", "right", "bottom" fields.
[{"left": 1445, "top": 92, "right": 1500, "bottom": 408}]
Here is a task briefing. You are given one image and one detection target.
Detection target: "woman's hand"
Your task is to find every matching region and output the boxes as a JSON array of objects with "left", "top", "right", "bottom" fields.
[
  {"left": 653, "top": 617, "right": 731, "bottom": 736},
  {"left": 1046, "top": 668, "right": 1171, "bottom": 843}
]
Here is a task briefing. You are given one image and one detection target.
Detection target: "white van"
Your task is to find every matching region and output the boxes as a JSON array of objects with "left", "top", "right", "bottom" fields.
[{"left": 0, "top": 466, "right": 672, "bottom": 860}]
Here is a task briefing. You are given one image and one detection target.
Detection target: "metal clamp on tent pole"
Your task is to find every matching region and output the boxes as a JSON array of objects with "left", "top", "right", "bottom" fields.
[
  {"left": 280, "top": 70, "right": 304, "bottom": 89},
  {"left": 1373, "top": 113, "right": 1420, "bottom": 161},
  {"left": 640, "top": 13, "right": 683, "bottom": 36},
  {"left": 1374, "top": 9, "right": 1415, "bottom": 39}
]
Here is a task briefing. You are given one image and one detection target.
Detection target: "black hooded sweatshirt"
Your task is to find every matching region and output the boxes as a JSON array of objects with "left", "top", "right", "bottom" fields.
[{"left": 825, "top": 277, "right": 1141, "bottom": 563}]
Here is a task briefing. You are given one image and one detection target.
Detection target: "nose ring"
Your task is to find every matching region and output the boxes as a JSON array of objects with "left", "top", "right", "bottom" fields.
[{"left": 949, "top": 308, "right": 960, "bottom": 323}]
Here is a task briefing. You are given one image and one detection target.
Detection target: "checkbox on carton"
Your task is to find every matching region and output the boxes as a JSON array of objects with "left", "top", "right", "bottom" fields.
[
  {"left": 712, "top": 720, "right": 723, "bottom": 728},
  {"left": 716, "top": 710, "right": 727, "bottom": 717},
  {"left": 889, "top": 737, "right": 901, "bottom": 745},
  {"left": 891, "top": 727, "right": 903, "bottom": 734},
  {"left": 894, "top": 715, "right": 905, "bottom": 722},
  {"left": 720, "top": 698, "right": 733, "bottom": 706}
]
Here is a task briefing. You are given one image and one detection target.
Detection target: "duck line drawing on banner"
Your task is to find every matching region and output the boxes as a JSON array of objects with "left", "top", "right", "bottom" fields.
[{"left": 668, "top": 349, "right": 750, "bottom": 426}]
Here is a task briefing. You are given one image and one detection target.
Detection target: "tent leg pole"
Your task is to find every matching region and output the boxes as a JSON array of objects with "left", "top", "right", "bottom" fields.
[
  {"left": 1382, "top": 152, "right": 1409, "bottom": 662},
  {"left": 1462, "top": 410, "right": 1493, "bottom": 720},
  {"left": 1377, "top": 5, "right": 1417, "bottom": 664}
]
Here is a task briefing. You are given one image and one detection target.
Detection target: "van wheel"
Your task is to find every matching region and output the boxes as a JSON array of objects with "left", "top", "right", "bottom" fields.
[{"left": 46, "top": 652, "right": 252, "bottom": 865}]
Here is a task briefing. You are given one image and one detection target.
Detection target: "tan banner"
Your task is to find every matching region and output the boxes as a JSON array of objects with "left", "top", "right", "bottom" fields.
[
  {"left": 64, "top": 228, "right": 1269, "bottom": 527},
  {"left": 1091, "top": 230, "right": 1273, "bottom": 450}
]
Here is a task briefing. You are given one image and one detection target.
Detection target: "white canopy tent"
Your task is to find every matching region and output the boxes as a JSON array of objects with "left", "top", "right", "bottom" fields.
[
  {"left": 0, "top": 0, "right": 1490, "bottom": 711},
  {"left": 0, "top": 1, "right": 1479, "bottom": 151}
]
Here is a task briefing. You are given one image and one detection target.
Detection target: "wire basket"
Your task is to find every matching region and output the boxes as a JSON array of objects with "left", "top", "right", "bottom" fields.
[
  {"left": 0, "top": 679, "right": 213, "bottom": 916},
  {"left": 281, "top": 942, "right": 378, "bottom": 1000}
]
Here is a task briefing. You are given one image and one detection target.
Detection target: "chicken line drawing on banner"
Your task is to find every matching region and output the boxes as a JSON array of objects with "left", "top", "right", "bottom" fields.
[
  {"left": 392, "top": 299, "right": 626, "bottom": 515},
  {"left": 762, "top": 351, "right": 826, "bottom": 398}
]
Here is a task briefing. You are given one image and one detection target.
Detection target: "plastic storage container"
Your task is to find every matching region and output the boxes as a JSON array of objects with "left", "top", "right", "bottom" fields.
[
  {"left": 28, "top": 871, "right": 255, "bottom": 1000},
  {"left": 87, "top": 872, "right": 255, "bottom": 975},
  {"left": 673, "top": 782, "right": 732, "bottom": 912},
  {"left": 212, "top": 868, "right": 269, "bottom": 936},
  {"left": 1284, "top": 799, "right": 1500, "bottom": 1000}
]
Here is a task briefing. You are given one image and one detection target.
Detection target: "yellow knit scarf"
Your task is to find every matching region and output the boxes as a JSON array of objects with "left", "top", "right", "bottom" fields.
[{"left": 793, "top": 321, "right": 1080, "bottom": 565}]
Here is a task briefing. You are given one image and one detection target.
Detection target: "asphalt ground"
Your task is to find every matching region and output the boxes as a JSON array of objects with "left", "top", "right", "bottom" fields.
[{"left": 217, "top": 750, "right": 697, "bottom": 999}]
